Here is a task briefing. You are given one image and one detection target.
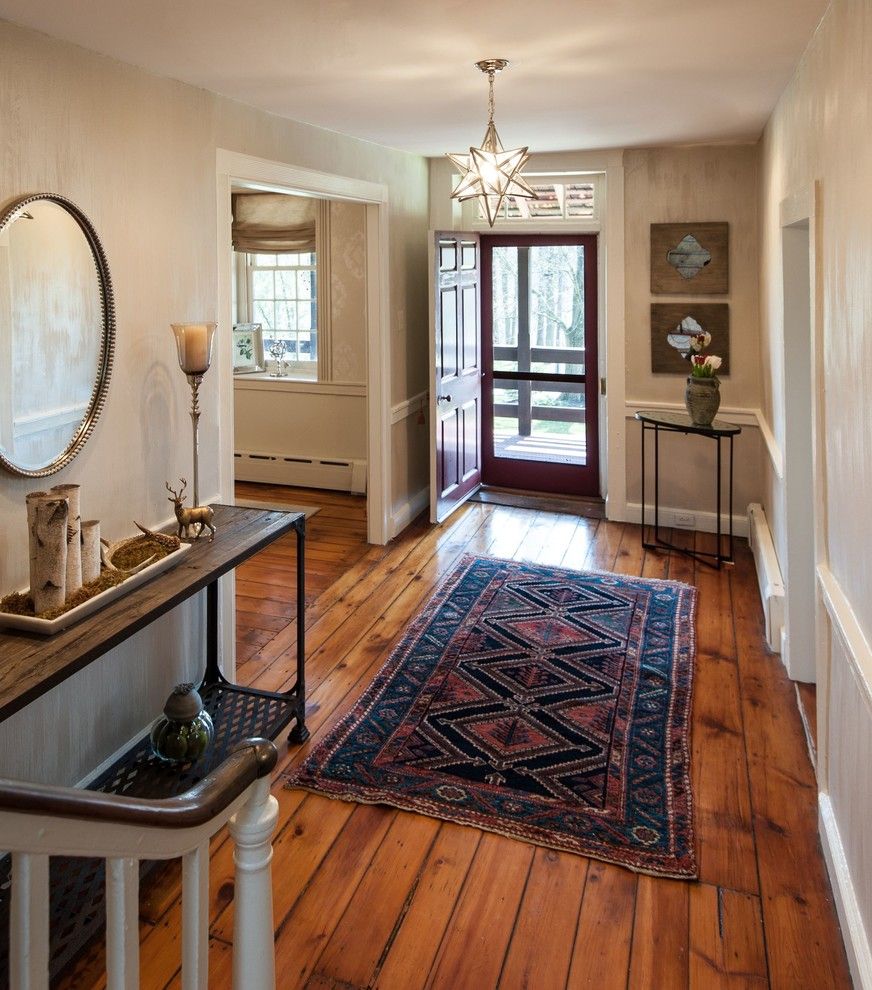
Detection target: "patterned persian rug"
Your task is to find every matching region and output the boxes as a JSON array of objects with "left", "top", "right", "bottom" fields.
[{"left": 286, "top": 554, "right": 698, "bottom": 878}]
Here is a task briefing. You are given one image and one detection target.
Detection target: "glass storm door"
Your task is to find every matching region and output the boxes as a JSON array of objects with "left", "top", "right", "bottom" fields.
[{"left": 481, "top": 235, "right": 599, "bottom": 497}]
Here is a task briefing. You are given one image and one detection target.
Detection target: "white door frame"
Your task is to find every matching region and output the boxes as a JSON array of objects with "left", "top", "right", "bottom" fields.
[
  {"left": 779, "top": 182, "right": 829, "bottom": 770},
  {"left": 215, "top": 149, "right": 392, "bottom": 547}
]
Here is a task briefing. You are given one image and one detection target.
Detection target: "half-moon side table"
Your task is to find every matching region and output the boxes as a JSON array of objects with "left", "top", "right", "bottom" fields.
[{"left": 635, "top": 410, "right": 741, "bottom": 569}]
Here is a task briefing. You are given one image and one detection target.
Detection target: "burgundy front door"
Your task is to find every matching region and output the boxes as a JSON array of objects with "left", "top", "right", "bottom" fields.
[
  {"left": 481, "top": 234, "right": 600, "bottom": 497},
  {"left": 431, "top": 232, "right": 482, "bottom": 522}
]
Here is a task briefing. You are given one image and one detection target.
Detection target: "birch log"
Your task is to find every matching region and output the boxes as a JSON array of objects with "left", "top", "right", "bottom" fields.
[
  {"left": 25, "top": 491, "right": 48, "bottom": 599},
  {"left": 52, "top": 484, "right": 82, "bottom": 597},
  {"left": 33, "top": 497, "right": 68, "bottom": 613},
  {"left": 81, "top": 520, "right": 101, "bottom": 584}
]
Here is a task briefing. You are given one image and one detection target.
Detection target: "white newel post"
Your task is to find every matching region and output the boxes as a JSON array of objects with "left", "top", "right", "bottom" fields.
[
  {"left": 10, "top": 852, "right": 50, "bottom": 990},
  {"left": 105, "top": 857, "right": 140, "bottom": 990},
  {"left": 227, "top": 778, "right": 278, "bottom": 990}
]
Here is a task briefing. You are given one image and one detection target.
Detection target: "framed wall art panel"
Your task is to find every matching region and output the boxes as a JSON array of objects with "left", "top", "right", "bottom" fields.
[
  {"left": 651, "top": 303, "right": 730, "bottom": 375},
  {"left": 650, "top": 222, "right": 729, "bottom": 295}
]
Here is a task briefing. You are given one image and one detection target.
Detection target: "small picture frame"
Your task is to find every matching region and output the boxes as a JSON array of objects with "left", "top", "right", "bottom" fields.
[{"left": 232, "top": 323, "right": 265, "bottom": 373}]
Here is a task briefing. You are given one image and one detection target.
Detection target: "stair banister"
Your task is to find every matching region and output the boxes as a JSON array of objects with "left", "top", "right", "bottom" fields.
[{"left": 0, "top": 737, "right": 279, "bottom": 990}]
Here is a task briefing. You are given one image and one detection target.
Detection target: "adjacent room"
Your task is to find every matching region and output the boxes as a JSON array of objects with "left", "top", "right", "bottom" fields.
[{"left": 0, "top": 1, "right": 869, "bottom": 987}]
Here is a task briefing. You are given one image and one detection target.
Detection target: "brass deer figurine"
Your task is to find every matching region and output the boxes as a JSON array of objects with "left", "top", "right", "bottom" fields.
[{"left": 166, "top": 479, "right": 216, "bottom": 540}]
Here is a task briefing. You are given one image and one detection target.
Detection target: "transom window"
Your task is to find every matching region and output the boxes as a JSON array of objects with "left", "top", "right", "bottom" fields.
[
  {"left": 477, "top": 182, "right": 596, "bottom": 223},
  {"left": 247, "top": 252, "right": 317, "bottom": 370}
]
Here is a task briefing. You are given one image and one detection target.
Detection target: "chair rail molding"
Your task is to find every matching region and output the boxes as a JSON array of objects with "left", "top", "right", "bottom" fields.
[{"left": 391, "top": 389, "right": 428, "bottom": 425}]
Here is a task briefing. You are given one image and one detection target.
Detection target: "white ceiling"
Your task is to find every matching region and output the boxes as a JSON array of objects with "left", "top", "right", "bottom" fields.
[{"left": 0, "top": 0, "right": 828, "bottom": 155}]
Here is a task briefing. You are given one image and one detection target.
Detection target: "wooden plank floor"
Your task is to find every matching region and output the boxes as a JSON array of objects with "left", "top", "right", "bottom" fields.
[{"left": 57, "top": 485, "right": 851, "bottom": 990}]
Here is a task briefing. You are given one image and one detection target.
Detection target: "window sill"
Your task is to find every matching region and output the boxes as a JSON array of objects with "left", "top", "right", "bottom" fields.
[{"left": 233, "top": 375, "right": 366, "bottom": 397}]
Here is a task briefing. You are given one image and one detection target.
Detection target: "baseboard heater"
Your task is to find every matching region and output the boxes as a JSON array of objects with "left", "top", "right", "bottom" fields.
[
  {"left": 235, "top": 450, "right": 367, "bottom": 493},
  {"left": 747, "top": 502, "right": 784, "bottom": 653}
]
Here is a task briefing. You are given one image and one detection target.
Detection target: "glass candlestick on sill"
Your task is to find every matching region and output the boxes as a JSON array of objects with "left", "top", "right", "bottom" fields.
[{"left": 267, "top": 338, "right": 288, "bottom": 377}]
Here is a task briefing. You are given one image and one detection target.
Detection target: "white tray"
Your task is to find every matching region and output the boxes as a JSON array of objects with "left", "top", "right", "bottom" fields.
[{"left": 0, "top": 542, "right": 193, "bottom": 635}]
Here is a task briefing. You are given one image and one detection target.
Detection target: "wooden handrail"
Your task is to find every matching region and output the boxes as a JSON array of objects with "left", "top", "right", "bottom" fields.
[{"left": 0, "top": 738, "right": 277, "bottom": 829}]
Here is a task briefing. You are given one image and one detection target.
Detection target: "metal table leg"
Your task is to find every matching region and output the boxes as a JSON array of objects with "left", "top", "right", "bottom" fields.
[{"left": 289, "top": 517, "right": 309, "bottom": 742}]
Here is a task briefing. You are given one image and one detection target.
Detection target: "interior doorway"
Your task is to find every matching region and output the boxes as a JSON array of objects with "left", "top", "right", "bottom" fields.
[
  {"left": 480, "top": 234, "right": 600, "bottom": 496},
  {"left": 229, "top": 186, "right": 369, "bottom": 513},
  {"left": 216, "top": 151, "right": 392, "bottom": 548}
]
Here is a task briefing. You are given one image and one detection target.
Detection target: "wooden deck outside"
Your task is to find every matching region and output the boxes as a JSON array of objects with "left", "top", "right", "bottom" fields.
[
  {"left": 493, "top": 432, "right": 587, "bottom": 466},
  {"left": 57, "top": 482, "right": 850, "bottom": 989}
]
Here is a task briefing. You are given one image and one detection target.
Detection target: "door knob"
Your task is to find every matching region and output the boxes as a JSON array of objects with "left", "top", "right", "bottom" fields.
[{"left": 437, "top": 395, "right": 452, "bottom": 403}]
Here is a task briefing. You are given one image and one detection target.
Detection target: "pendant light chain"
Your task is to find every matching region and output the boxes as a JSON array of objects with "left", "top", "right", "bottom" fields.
[{"left": 487, "top": 69, "right": 496, "bottom": 125}]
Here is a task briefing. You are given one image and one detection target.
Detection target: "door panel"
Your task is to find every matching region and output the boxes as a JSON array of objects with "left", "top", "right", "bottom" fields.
[
  {"left": 431, "top": 232, "right": 482, "bottom": 522},
  {"left": 481, "top": 234, "right": 600, "bottom": 496}
]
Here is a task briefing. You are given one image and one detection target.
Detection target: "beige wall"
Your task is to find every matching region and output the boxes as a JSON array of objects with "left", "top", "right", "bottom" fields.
[
  {"left": 624, "top": 146, "right": 760, "bottom": 408},
  {"left": 0, "top": 19, "right": 428, "bottom": 784},
  {"left": 758, "top": 1, "right": 872, "bottom": 979},
  {"left": 329, "top": 200, "right": 368, "bottom": 382},
  {"left": 623, "top": 145, "right": 763, "bottom": 514}
]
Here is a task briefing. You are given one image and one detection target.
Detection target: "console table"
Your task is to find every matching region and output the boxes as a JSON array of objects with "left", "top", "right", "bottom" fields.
[
  {"left": 635, "top": 410, "right": 741, "bottom": 569},
  {"left": 0, "top": 504, "right": 306, "bottom": 979}
]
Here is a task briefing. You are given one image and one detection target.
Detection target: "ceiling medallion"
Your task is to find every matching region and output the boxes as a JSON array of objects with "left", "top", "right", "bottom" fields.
[{"left": 447, "top": 59, "right": 536, "bottom": 227}]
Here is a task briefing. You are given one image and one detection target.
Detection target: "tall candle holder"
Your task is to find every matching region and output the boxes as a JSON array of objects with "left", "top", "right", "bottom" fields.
[{"left": 170, "top": 322, "right": 217, "bottom": 518}]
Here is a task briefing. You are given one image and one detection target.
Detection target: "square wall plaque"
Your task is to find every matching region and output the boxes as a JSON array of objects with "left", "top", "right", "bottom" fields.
[
  {"left": 650, "top": 222, "right": 729, "bottom": 294},
  {"left": 651, "top": 303, "right": 730, "bottom": 375}
]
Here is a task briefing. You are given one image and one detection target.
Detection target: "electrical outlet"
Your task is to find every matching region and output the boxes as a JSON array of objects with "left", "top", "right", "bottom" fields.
[{"left": 673, "top": 511, "right": 696, "bottom": 529}]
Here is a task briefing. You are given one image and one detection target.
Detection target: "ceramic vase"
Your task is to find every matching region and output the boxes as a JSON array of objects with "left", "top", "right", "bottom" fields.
[{"left": 685, "top": 375, "right": 721, "bottom": 427}]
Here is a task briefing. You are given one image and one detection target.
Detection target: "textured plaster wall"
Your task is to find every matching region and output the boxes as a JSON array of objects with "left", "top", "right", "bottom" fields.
[
  {"left": 0, "top": 19, "right": 428, "bottom": 784},
  {"left": 758, "top": 0, "right": 872, "bottom": 974},
  {"left": 623, "top": 145, "right": 763, "bottom": 512}
]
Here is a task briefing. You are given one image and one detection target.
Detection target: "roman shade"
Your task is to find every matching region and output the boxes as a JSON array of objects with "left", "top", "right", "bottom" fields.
[{"left": 232, "top": 192, "right": 317, "bottom": 253}]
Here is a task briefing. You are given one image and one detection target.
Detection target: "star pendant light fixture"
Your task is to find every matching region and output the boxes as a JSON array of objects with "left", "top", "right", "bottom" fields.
[{"left": 448, "top": 59, "right": 536, "bottom": 227}]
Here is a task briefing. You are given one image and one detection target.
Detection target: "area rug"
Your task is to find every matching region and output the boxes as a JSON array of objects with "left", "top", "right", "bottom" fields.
[{"left": 286, "top": 554, "right": 697, "bottom": 878}]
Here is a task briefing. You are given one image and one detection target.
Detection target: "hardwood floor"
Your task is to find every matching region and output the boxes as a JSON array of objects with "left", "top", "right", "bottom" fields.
[{"left": 57, "top": 486, "right": 850, "bottom": 989}]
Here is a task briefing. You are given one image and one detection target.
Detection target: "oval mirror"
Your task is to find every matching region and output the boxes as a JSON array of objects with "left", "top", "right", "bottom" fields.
[{"left": 0, "top": 193, "right": 114, "bottom": 478}]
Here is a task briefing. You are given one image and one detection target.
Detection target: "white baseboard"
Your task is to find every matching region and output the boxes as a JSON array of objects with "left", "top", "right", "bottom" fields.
[
  {"left": 234, "top": 450, "right": 366, "bottom": 493},
  {"left": 390, "top": 486, "right": 429, "bottom": 539},
  {"left": 820, "top": 793, "right": 872, "bottom": 989},
  {"left": 624, "top": 501, "right": 749, "bottom": 539}
]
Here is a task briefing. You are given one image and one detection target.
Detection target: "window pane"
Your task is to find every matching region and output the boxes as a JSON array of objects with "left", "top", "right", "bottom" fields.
[
  {"left": 297, "top": 270, "right": 314, "bottom": 300},
  {"left": 528, "top": 185, "right": 562, "bottom": 218},
  {"left": 253, "top": 300, "right": 275, "bottom": 329},
  {"left": 566, "top": 183, "right": 595, "bottom": 218},
  {"left": 491, "top": 247, "right": 518, "bottom": 371},
  {"left": 298, "top": 302, "right": 312, "bottom": 331},
  {"left": 275, "top": 300, "right": 296, "bottom": 330},
  {"left": 274, "top": 270, "right": 294, "bottom": 297},
  {"left": 529, "top": 244, "right": 585, "bottom": 370},
  {"left": 252, "top": 270, "right": 274, "bottom": 298},
  {"left": 252, "top": 253, "right": 276, "bottom": 266}
]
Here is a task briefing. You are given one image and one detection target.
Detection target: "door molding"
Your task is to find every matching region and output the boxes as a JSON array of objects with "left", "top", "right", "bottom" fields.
[
  {"left": 215, "top": 149, "right": 392, "bottom": 546},
  {"left": 778, "top": 181, "right": 828, "bottom": 766}
]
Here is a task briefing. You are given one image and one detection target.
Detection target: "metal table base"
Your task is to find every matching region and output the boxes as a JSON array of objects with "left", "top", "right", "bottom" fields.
[{"left": 637, "top": 410, "right": 742, "bottom": 570}]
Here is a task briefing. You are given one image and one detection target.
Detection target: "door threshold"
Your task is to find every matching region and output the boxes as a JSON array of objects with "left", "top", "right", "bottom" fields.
[{"left": 469, "top": 486, "right": 605, "bottom": 518}]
